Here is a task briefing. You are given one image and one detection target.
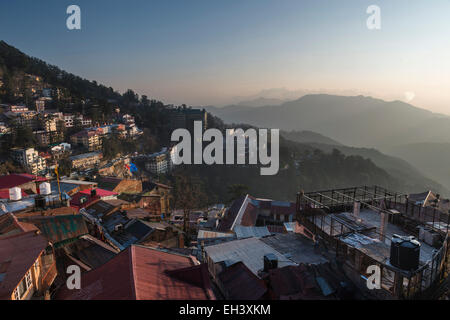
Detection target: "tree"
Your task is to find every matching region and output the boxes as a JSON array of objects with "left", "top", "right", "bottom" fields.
[
  {"left": 102, "top": 134, "right": 122, "bottom": 160},
  {"left": 173, "top": 173, "right": 208, "bottom": 241},
  {"left": 13, "top": 126, "right": 36, "bottom": 148},
  {"left": 140, "top": 95, "right": 150, "bottom": 107},
  {"left": 58, "top": 157, "right": 72, "bottom": 177},
  {"left": 123, "top": 89, "right": 139, "bottom": 105},
  {"left": 0, "top": 161, "right": 22, "bottom": 175}
]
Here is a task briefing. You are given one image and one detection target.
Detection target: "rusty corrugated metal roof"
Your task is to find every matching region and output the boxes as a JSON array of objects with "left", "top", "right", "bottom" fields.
[
  {"left": 18, "top": 214, "right": 88, "bottom": 246},
  {"left": 0, "top": 232, "right": 48, "bottom": 299},
  {"left": 55, "top": 245, "right": 215, "bottom": 300}
]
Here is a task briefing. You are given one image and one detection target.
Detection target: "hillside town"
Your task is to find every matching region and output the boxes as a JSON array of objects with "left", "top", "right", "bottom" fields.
[
  {"left": 1, "top": 45, "right": 449, "bottom": 302},
  {"left": 0, "top": 79, "right": 449, "bottom": 301}
]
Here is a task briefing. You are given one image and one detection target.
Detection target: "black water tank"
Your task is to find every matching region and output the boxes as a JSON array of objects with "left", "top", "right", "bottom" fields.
[
  {"left": 264, "top": 253, "right": 278, "bottom": 272},
  {"left": 390, "top": 234, "right": 421, "bottom": 271},
  {"left": 35, "top": 195, "right": 46, "bottom": 209}
]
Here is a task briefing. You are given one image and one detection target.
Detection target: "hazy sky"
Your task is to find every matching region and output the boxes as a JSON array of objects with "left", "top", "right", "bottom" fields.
[{"left": 1, "top": 0, "right": 450, "bottom": 114}]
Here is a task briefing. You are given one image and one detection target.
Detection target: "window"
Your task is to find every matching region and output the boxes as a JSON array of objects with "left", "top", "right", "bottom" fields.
[
  {"left": 13, "top": 287, "right": 20, "bottom": 300},
  {"left": 13, "top": 270, "right": 33, "bottom": 300},
  {"left": 25, "top": 270, "right": 32, "bottom": 290}
]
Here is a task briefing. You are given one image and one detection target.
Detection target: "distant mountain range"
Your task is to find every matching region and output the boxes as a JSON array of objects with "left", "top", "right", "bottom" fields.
[
  {"left": 236, "top": 97, "right": 288, "bottom": 107},
  {"left": 281, "top": 130, "right": 343, "bottom": 146},
  {"left": 206, "top": 94, "right": 450, "bottom": 148},
  {"left": 386, "top": 143, "right": 450, "bottom": 192},
  {"left": 206, "top": 95, "right": 450, "bottom": 195},
  {"left": 1, "top": 40, "right": 448, "bottom": 198}
]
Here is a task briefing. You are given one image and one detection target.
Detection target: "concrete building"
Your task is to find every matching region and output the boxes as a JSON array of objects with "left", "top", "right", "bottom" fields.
[
  {"left": 296, "top": 186, "right": 450, "bottom": 300},
  {"left": 10, "top": 148, "right": 46, "bottom": 174},
  {"left": 63, "top": 114, "right": 92, "bottom": 128},
  {"left": 71, "top": 130, "right": 102, "bottom": 151},
  {"left": 34, "top": 130, "right": 63, "bottom": 147},
  {"left": 145, "top": 151, "right": 168, "bottom": 175},
  {"left": 69, "top": 151, "right": 103, "bottom": 170},
  {"left": 167, "top": 107, "right": 208, "bottom": 132}
]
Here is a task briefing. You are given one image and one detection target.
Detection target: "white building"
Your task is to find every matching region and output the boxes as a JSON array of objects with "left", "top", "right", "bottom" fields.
[
  {"left": 122, "top": 114, "right": 135, "bottom": 124},
  {"left": 63, "top": 114, "right": 92, "bottom": 128},
  {"left": 145, "top": 150, "right": 169, "bottom": 175},
  {"left": 10, "top": 148, "right": 46, "bottom": 174}
]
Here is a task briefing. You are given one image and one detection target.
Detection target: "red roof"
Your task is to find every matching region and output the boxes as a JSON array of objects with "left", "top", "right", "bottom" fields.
[
  {"left": 70, "top": 189, "right": 118, "bottom": 209},
  {"left": 240, "top": 202, "right": 259, "bottom": 227},
  {"left": 0, "top": 232, "right": 48, "bottom": 299},
  {"left": 79, "top": 188, "right": 118, "bottom": 197},
  {"left": 270, "top": 202, "right": 296, "bottom": 216},
  {"left": 266, "top": 265, "right": 324, "bottom": 300},
  {"left": 218, "top": 262, "right": 267, "bottom": 300},
  {"left": 55, "top": 245, "right": 215, "bottom": 300},
  {"left": 0, "top": 174, "right": 45, "bottom": 189}
]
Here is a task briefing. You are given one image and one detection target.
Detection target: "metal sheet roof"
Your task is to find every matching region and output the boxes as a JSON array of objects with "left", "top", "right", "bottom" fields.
[
  {"left": 234, "top": 226, "right": 271, "bottom": 239},
  {"left": 204, "top": 237, "right": 296, "bottom": 275}
]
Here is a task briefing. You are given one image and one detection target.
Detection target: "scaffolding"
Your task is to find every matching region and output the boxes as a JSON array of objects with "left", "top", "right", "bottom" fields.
[{"left": 296, "top": 185, "right": 450, "bottom": 299}]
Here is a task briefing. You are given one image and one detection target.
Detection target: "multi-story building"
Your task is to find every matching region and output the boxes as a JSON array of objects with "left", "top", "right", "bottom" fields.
[
  {"left": 0, "top": 122, "right": 10, "bottom": 135},
  {"left": 41, "top": 116, "right": 57, "bottom": 132},
  {"left": 69, "top": 151, "right": 103, "bottom": 170},
  {"left": 10, "top": 148, "right": 46, "bottom": 174},
  {"left": 145, "top": 149, "right": 169, "bottom": 175},
  {"left": 79, "top": 117, "right": 92, "bottom": 127},
  {"left": 34, "top": 130, "right": 63, "bottom": 147},
  {"left": 63, "top": 114, "right": 75, "bottom": 127},
  {"left": 13, "top": 111, "right": 40, "bottom": 130},
  {"left": 122, "top": 114, "right": 135, "bottom": 124},
  {"left": 63, "top": 114, "right": 92, "bottom": 128},
  {"left": 8, "top": 105, "right": 29, "bottom": 113},
  {"left": 167, "top": 108, "right": 208, "bottom": 132},
  {"left": 70, "top": 130, "right": 102, "bottom": 151},
  {"left": 126, "top": 124, "right": 143, "bottom": 139},
  {"left": 35, "top": 98, "right": 46, "bottom": 113},
  {"left": 35, "top": 97, "right": 52, "bottom": 113}
]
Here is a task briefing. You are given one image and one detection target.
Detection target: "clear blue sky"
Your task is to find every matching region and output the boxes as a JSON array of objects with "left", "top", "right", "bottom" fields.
[{"left": 1, "top": 0, "right": 450, "bottom": 113}]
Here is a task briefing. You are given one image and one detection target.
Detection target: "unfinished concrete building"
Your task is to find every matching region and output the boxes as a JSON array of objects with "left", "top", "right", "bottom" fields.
[{"left": 296, "top": 186, "right": 450, "bottom": 299}]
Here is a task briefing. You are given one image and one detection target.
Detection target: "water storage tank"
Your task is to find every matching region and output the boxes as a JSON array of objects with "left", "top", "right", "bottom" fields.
[
  {"left": 263, "top": 253, "right": 278, "bottom": 272},
  {"left": 9, "top": 187, "right": 22, "bottom": 201},
  {"left": 34, "top": 195, "right": 46, "bottom": 210},
  {"left": 390, "top": 234, "right": 421, "bottom": 271},
  {"left": 39, "top": 182, "right": 51, "bottom": 195}
]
